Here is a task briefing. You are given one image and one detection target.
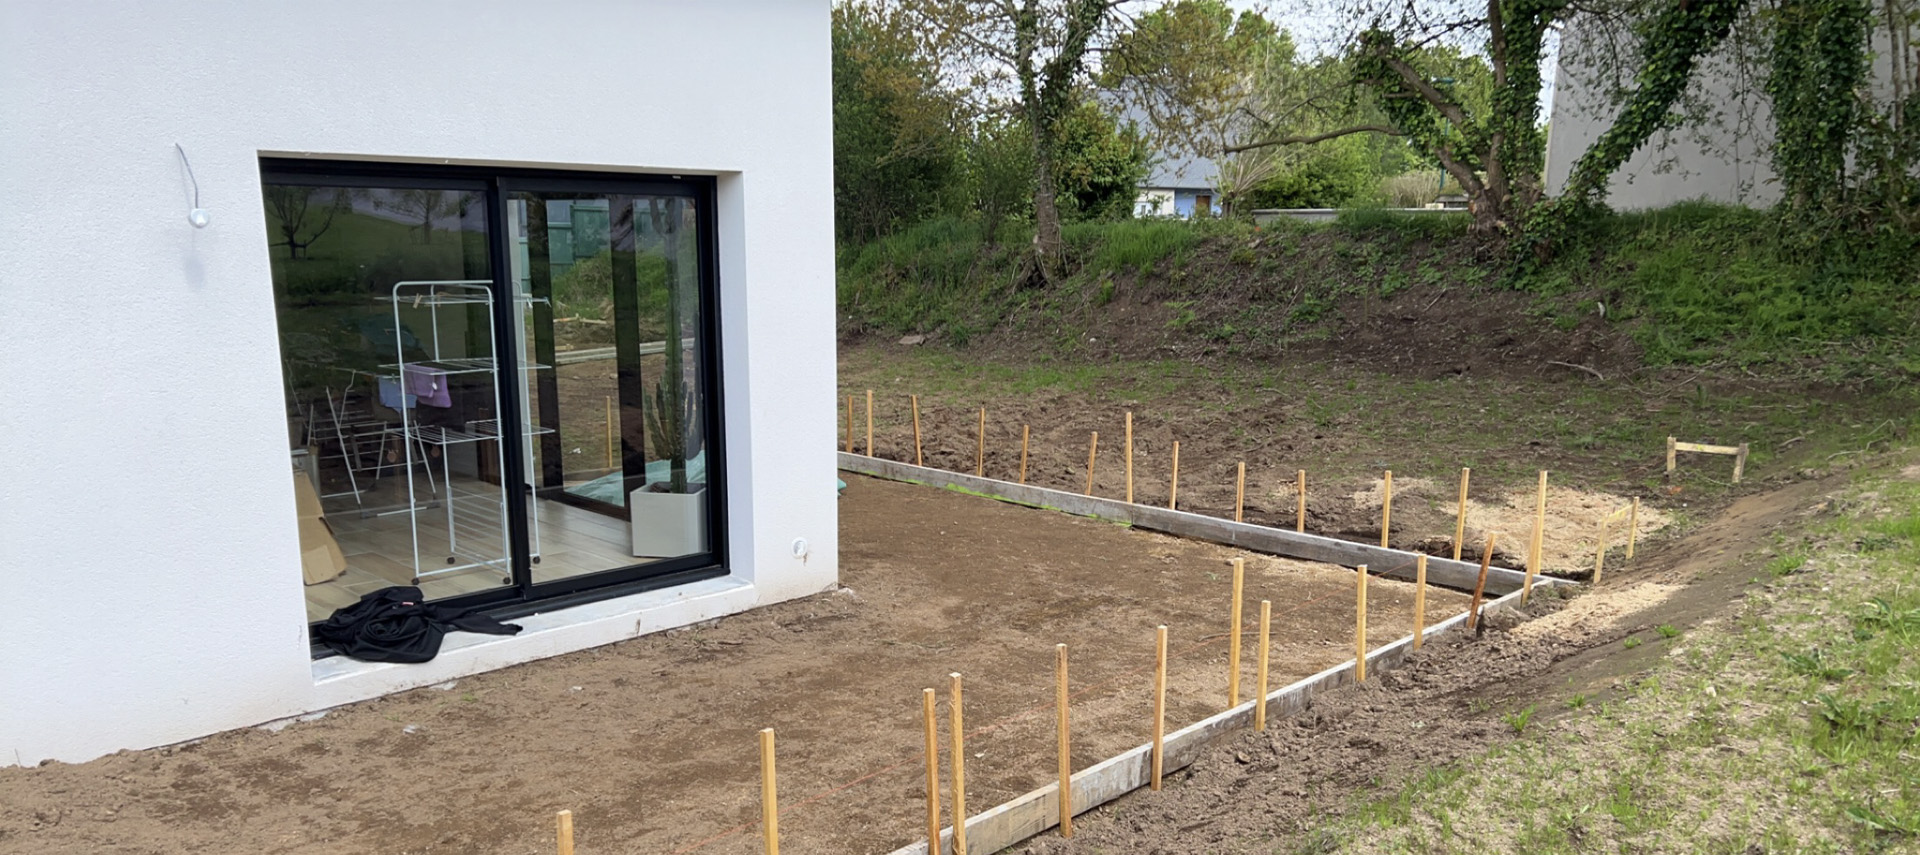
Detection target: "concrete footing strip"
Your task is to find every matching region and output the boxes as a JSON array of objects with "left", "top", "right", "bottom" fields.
[{"left": 838, "top": 453, "right": 1531, "bottom": 595}]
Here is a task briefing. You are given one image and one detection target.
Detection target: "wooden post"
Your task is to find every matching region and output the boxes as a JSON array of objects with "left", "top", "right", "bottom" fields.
[
  {"left": 922, "top": 688, "right": 940, "bottom": 852},
  {"left": 604, "top": 396, "right": 614, "bottom": 471},
  {"left": 1234, "top": 462, "right": 1246, "bottom": 523},
  {"left": 1168, "top": 441, "right": 1181, "bottom": 510},
  {"left": 1469, "top": 535, "right": 1496, "bottom": 634},
  {"left": 1227, "top": 557, "right": 1245, "bottom": 708},
  {"left": 1354, "top": 565, "right": 1369, "bottom": 682},
  {"left": 557, "top": 809, "right": 575, "bottom": 855},
  {"left": 1150, "top": 625, "right": 1167, "bottom": 791},
  {"left": 1626, "top": 497, "right": 1641, "bottom": 559},
  {"left": 1524, "top": 470, "right": 1547, "bottom": 603},
  {"left": 1296, "top": 469, "right": 1307, "bottom": 533},
  {"left": 1412, "top": 554, "right": 1428, "bottom": 651},
  {"left": 975, "top": 408, "right": 986, "bottom": 477},
  {"left": 1124, "top": 412, "right": 1134, "bottom": 504},
  {"left": 949, "top": 673, "right": 967, "bottom": 855},
  {"left": 1056, "top": 644, "right": 1072, "bottom": 838},
  {"left": 1666, "top": 436, "right": 1677, "bottom": 477},
  {"left": 846, "top": 395, "right": 855, "bottom": 454},
  {"left": 911, "top": 395, "right": 924, "bottom": 467},
  {"left": 759, "top": 728, "right": 779, "bottom": 855},
  {"left": 1084, "top": 432, "right": 1099, "bottom": 496},
  {"left": 1733, "top": 443, "right": 1749, "bottom": 483},
  {"left": 1379, "top": 470, "right": 1393, "bottom": 548},
  {"left": 1019, "top": 425, "right": 1030, "bottom": 485},
  {"left": 1593, "top": 512, "right": 1609, "bottom": 586},
  {"left": 1254, "top": 600, "right": 1272, "bottom": 731},
  {"left": 866, "top": 389, "right": 874, "bottom": 457},
  {"left": 1453, "top": 467, "right": 1471, "bottom": 561}
]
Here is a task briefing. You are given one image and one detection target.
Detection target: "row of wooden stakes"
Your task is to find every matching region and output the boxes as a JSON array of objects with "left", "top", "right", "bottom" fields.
[
  {"left": 547, "top": 533, "right": 1543, "bottom": 855},
  {"left": 844, "top": 392, "right": 1645, "bottom": 587}
]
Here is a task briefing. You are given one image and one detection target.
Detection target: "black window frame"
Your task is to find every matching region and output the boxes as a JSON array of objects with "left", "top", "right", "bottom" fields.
[{"left": 261, "top": 158, "right": 729, "bottom": 648}]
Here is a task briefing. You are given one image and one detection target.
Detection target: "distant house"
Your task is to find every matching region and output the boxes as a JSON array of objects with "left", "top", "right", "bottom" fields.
[{"left": 1135, "top": 151, "right": 1223, "bottom": 218}]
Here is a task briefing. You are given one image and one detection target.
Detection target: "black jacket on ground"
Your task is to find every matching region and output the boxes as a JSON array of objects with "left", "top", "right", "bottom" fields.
[{"left": 315, "top": 586, "right": 522, "bottom": 663}]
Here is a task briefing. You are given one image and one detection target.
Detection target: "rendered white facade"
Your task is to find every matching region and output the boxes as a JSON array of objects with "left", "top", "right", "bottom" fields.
[
  {"left": 1546, "top": 16, "right": 1908, "bottom": 209},
  {"left": 0, "top": 0, "right": 837, "bottom": 766}
]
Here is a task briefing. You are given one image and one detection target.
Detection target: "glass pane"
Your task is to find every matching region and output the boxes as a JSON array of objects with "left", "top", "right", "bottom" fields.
[
  {"left": 510, "top": 190, "right": 710, "bottom": 585},
  {"left": 265, "top": 183, "right": 514, "bottom": 621}
]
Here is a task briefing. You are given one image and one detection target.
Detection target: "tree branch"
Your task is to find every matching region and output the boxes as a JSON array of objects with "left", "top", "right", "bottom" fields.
[{"left": 1223, "top": 124, "right": 1403, "bottom": 153}]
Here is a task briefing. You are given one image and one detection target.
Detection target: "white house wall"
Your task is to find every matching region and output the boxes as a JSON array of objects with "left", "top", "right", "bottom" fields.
[
  {"left": 0, "top": 0, "right": 836, "bottom": 766},
  {"left": 1546, "top": 15, "right": 1906, "bottom": 210}
]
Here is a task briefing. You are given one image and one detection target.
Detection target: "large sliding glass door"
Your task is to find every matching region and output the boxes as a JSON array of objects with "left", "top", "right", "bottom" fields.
[{"left": 264, "top": 162, "right": 723, "bottom": 629}]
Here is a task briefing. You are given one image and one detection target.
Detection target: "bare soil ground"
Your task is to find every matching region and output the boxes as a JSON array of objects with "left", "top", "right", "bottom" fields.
[
  {"left": 1014, "top": 473, "right": 1836, "bottom": 854},
  {"left": 0, "top": 476, "right": 1466, "bottom": 855}
]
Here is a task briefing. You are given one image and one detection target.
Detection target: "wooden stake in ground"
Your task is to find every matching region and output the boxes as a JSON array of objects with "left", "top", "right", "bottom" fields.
[
  {"left": 1734, "top": 442, "right": 1749, "bottom": 483},
  {"left": 1469, "top": 534, "right": 1497, "bottom": 635},
  {"left": 1056, "top": 644, "right": 1072, "bottom": 838},
  {"left": 1379, "top": 470, "right": 1393, "bottom": 548},
  {"left": 759, "top": 728, "right": 779, "bottom": 855},
  {"left": 1124, "top": 411, "right": 1134, "bottom": 504},
  {"left": 1412, "top": 554, "right": 1429, "bottom": 651},
  {"left": 922, "top": 688, "right": 940, "bottom": 852},
  {"left": 1354, "top": 564, "right": 1369, "bottom": 682},
  {"left": 845, "top": 395, "right": 854, "bottom": 454},
  {"left": 1168, "top": 441, "right": 1181, "bottom": 510},
  {"left": 1254, "top": 599, "right": 1272, "bottom": 730},
  {"left": 1593, "top": 511, "right": 1610, "bottom": 586},
  {"left": 1227, "top": 557, "right": 1245, "bottom": 708},
  {"left": 1666, "top": 435, "right": 1678, "bottom": 477},
  {"left": 604, "top": 396, "right": 614, "bottom": 471},
  {"left": 1084, "top": 432, "right": 1099, "bottom": 496},
  {"left": 865, "top": 389, "right": 874, "bottom": 457},
  {"left": 1150, "top": 625, "right": 1168, "bottom": 790},
  {"left": 1626, "top": 497, "right": 1641, "bottom": 559},
  {"left": 1234, "top": 461, "right": 1246, "bottom": 523},
  {"left": 949, "top": 673, "right": 968, "bottom": 855},
  {"left": 1453, "top": 467, "right": 1471, "bottom": 561},
  {"left": 1296, "top": 469, "right": 1307, "bottom": 533},
  {"left": 557, "top": 809, "right": 575, "bottom": 855},
  {"left": 1525, "top": 470, "right": 1547, "bottom": 603},
  {"left": 1019, "top": 425, "right": 1030, "bottom": 485},
  {"left": 911, "top": 395, "right": 924, "bottom": 467},
  {"left": 975, "top": 408, "right": 986, "bottom": 477}
]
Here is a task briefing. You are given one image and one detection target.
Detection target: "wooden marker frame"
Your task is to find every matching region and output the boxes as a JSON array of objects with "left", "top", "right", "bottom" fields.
[
  {"left": 558, "top": 809, "right": 575, "bottom": 855},
  {"left": 1234, "top": 462, "right": 1246, "bottom": 523},
  {"left": 845, "top": 395, "right": 855, "bottom": 454},
  {"left": 975, "top": 409, "right": 986, "bottom": 477},
  {"left": 1667, "top": 436, "right": 1749, "bottom": 483},
  {"left": 1412, "top": 554, "right": 1428, "bottom": 651},
  {"left": 1524, "top": 470, "right": 1547, "bottom": 603},
  {"left": 922, "top": 688, "right": 940, "bottom": 852},
  {"left": 1019, "top": 425, "right": 1030, "bottom": 485},
  {"left": 866, "top": 389, "right": 875, "bottom": 457},
  {"left": 1124, "top": 412, "right": 1134, "bottom": 504},
  {"left": 950, "top": 673, "right": 968, "bottom": 855},
  {"left": 1468, "top": 535, "right": 1496, "bottom": 633},
  {"left": 1626, "top": 497, "right": 1641, "bottom": 559},
  {"left": 1295, "top": 469, "right": 1306, "bottom": 533},
  {"left": 1084, "top": 432, "right": 1099, "bottom": 496},
  {"left": 1379, "top": 470, "right": 1393, "bottom": 548}
]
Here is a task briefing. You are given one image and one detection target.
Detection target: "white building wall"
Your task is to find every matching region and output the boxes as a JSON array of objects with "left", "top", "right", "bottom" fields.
[
  {"left": 0, "top": 0, "right": 836, "bottom": 766},
  {"left": 1546, "top": 16, "right": 1906, "bottom": 210}
]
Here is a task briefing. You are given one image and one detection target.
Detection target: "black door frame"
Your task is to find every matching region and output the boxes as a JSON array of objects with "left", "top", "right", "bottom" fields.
[{"left": 261, "top": 159, "right": 729, "bottom": 634}]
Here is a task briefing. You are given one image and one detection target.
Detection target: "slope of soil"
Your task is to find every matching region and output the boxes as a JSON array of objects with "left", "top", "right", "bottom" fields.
[{"left": 1015, "top": 470, "right": 1839, "bottom": 854}]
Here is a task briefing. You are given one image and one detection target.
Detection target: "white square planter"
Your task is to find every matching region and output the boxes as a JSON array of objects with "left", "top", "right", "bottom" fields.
[{"left": 628, "top": 486, "right": 707, "bottom": 558}]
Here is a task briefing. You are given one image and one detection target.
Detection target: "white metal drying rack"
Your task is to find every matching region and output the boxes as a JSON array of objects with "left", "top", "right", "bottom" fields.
[{"left": 384, "top": 280, "right": 552, "bottom": 585}]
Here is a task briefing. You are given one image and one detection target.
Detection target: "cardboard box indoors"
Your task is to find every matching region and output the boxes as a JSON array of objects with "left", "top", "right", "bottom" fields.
[{"left": 295, "top": 474, "right": 348, "bottom": 585}]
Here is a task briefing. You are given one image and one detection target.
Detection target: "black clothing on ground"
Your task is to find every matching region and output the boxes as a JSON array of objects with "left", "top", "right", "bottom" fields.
[{"left": 315, "top": 586, "right": 522, "bottom": 663}]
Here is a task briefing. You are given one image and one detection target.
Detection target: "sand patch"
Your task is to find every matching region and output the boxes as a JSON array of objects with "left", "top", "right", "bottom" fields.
[{"left": 1511, "top": 581, "right": 1684, "bottom": 644}]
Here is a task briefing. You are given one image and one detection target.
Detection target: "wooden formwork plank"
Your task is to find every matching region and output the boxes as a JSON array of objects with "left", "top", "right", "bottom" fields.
[
  {"left": 838, "top": 453, "right": 1530, "bottom": 596},
  {"left": 886, "top": 584, "right": 1555, "bottom": 855}
]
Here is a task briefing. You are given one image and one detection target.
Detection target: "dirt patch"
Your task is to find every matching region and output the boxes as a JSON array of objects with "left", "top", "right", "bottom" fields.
[
  {"left": 1010, "top": 472, "right": 1842, "bottom": 855},
  {"left": 0, "top": 476, "right": 1465, "bottom": 855}
]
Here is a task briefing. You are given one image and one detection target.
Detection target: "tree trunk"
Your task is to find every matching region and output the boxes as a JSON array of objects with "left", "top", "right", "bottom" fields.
[{"left": 1031, "top": 132, "right": 1064, "bottom": 278}]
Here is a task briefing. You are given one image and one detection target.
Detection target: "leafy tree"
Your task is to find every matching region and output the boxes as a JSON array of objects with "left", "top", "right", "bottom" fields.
[
  {"left": 909, "top": 0, "right": 1119, "bottom": 279},
  {"left": 1051, "top": 100, "right": 1153, "bottom": 220},
  {"left": 833, "top": 2, "right": 966, "bottom": 243}
]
